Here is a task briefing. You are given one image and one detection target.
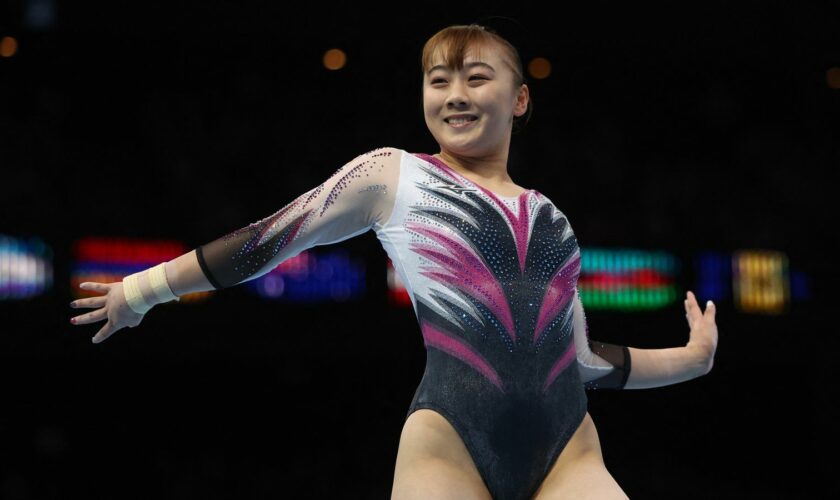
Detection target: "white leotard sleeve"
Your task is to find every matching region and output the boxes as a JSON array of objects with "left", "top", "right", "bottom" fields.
[{"left": 194, "top": 147, "right": 400, "bottom": 289}]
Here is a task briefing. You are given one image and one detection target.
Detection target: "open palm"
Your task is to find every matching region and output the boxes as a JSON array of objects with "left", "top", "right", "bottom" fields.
[
  {"left": 683, "top": 290, "right": 718, "bottom": 374},
  {"left": 70, "top": 281, "right": 145, "bottom": 343}
]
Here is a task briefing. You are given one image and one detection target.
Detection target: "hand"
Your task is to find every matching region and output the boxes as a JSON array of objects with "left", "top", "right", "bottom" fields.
[
  {"left": 70, "top": 281, "right": 146, "bottom": 343},
  {"left": 683, "top": 290, "right": 718, "bottom": 376}
]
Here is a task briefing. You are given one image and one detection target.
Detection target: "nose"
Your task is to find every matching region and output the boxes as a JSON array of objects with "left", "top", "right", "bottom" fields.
[{"left": 445, "top": 78, "right": 469, "bottom": 109}]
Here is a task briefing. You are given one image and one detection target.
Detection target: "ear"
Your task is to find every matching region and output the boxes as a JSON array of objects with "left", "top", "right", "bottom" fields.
[{"left": 513, "top": 84, "right": 529, "bottom": 117}]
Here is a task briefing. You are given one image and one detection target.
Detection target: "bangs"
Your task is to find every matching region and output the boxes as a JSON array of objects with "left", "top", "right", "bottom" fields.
[
  {"left": 421, "top": 25, "right": 503, "bottom": 75},
  {"left": 420, "top": 23, "right": 533, "bottom": 131}
]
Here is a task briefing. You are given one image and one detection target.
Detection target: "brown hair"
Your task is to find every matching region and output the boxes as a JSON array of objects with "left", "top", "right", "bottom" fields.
[{"left": 421, "top": 24, "right": 533, "bottom": 132}]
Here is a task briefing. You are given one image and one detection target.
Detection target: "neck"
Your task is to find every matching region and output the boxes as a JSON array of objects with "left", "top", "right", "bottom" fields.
[{"left": 435, "top": 146, "right": 512, "bottom": 183}]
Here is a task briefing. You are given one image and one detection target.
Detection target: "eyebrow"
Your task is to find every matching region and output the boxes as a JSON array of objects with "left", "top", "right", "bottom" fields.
[{"left": 427, "top": 61, "right": 497, "bottom": 75}]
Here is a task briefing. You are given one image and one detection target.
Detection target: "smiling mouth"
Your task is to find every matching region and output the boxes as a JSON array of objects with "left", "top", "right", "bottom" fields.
[{"left": 445, "top": 116, "right": 478, "bottom": 127}]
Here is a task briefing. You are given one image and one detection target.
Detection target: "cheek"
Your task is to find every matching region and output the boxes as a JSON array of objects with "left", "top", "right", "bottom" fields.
[
  {"left": 422, "top": 90, "right": 438, "bottom": 109},
  {"left": 421, "top": 97, "right": 435, "bottom": 125}
]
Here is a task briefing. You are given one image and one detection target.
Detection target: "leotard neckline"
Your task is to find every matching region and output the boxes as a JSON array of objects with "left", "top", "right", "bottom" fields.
[{"left": 411, "top": 152, "right": 533, "bottom": 200}]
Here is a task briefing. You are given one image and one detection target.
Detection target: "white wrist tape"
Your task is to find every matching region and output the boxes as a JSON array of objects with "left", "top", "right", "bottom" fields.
[
  {"left": 122, "top": 262, "right": 180, "bottom": 315},
  {"left": 149, "top": 263, "right": 179, "bottom": 303},
  {"left": 123, "top": 272, "right": 152, "bottom": 315}
]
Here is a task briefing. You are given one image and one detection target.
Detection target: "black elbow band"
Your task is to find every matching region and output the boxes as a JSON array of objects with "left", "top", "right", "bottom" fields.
[
  {"left": 617, "top": 345, "right": 631, "bottom": 390},
  {"left": 586, "top": 342, "right": 632, "bottom": 390},
  {"left": 195, "top": 246, "right": 223, "bottom": 290}
]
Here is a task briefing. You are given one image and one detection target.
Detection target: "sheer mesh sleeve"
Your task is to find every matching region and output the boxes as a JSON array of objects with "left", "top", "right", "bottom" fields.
[
  {"left": 194, "top": 147, "right": 400, "bottom": 289},
  {"left": 573, "top": 287, "right": 632, "bottom": 390}
]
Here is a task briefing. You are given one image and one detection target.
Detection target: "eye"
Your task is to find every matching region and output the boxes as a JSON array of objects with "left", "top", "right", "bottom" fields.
[{"left": 430, "top": 75, "right": 488, "bottom": 85}]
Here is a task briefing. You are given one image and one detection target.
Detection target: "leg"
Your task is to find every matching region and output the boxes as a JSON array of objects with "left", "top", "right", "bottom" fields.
[
  {"left": 532, "top": 412, "right": 629, "bottom": 500},
  {"left": 391, "top": 409, "right": 492, "bottom": 500}
]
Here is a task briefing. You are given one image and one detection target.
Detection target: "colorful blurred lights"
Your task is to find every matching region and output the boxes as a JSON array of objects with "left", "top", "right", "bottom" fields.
[
  {"left": 0, "top": 235, "right": 53, "bottom": 300},
  {"left": 577, "top": 248, "right": 679, "bottom": 310},
  {"left": 247, "top": 249, "right": 365, "bottom": 302},
  {"left": 733, "top": 250, "right": 789, "bottom": 314}
]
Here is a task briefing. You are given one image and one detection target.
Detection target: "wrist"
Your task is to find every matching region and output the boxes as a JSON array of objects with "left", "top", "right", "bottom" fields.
[
  {"left": 122, "top": 262, "right": 180, "bottom": 315},
  {"left": 684, "top": 342, "right": 713, "bottom": 377}
]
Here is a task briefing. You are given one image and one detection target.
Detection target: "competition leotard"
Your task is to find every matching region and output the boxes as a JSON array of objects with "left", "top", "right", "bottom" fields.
[{"left": 194, "top": 147, "right": 631, "bottom": 499}]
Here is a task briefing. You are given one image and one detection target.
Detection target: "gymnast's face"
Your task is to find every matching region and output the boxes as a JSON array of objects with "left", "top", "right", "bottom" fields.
[{"left": 423, "top": 41, "right": 529, "bottom": 159}]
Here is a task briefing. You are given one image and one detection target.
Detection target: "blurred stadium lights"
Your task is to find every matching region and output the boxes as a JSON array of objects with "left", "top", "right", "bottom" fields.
[
  {"left": 386, "top": 258, "right": 411, "bottom": 308},
  {"left": 0, "top": 234, "right": 53, "bottom": 300},
  {"left": 578, "top": 248, "right": 680, "bottom": 311},
  {"left": 245, "top": 248, "right": 366, "bottom": 302},
  {"left": 732, "top": 249, "right": 790, "bottom": 314},
  {"left": 70, "top": 236, "right": 211, "bottom": 303},
  {"left": 385, "top": 246, "right": 811, "bottom": 315}
]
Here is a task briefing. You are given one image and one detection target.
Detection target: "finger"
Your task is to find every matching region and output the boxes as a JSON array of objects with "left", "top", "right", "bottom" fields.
[
  {"left": 92, "top": 321, "right": 114, "bottom": 344},
  {"left": 687, "top": 290, "right": 698, "bottom": 307},
  {"left": 70, "top": 296, "right": 107, "bottom": 309},
  {"left": 79, "top": 282, "right": 111, "bottom": 294},
  {"left": 686, "top": 292, "right": 702, "bottom": 321},
  {"left": 704, "top": 299, "right": 716, "bottom": 320},
  {"left": 70, "top": 308, "right": 108, "bottom": 326},
  {"left": 685, "top": 313, "right": 693, "bottom": 330}
]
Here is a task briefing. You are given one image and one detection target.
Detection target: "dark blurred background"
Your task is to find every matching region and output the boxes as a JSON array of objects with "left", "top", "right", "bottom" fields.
[{"left": 1, "top": 1, "right": 837, "bottom": 498}]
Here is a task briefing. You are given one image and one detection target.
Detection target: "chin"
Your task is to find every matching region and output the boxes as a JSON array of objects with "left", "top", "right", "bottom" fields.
[{"left": 444, "top": 144, "right": 482, "bottom": 158}]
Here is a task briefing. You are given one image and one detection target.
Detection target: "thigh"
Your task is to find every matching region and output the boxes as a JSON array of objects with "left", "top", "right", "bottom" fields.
[
  {"left": 532, "top": 455, "right": 628, "bottom": 500},
  {"left": 391, "top": 409, "right": 492, "bottom": 500},
  {"left": 532, "top": 413, "right": 629, "bottom": 500}
]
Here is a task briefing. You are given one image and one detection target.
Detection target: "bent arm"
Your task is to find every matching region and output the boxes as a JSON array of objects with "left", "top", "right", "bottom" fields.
[
  {"left": 623, "top": 345, "right": 708, "bottom": 389},
  {"left": 573, "top": 288, "right": 632, "bottom": 389},
  {"left": 573, "top": 288, "right": 709, "bottom": 390},
  {"left": 625, "top": 291, "right": 717, "bottom": 388}
]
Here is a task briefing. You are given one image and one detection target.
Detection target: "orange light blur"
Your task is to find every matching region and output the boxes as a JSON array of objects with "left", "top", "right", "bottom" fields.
[
  {"left": 1, "top": 36, "right": 18, "bottom": 58},
  {"left": 323, "top": 48, "right": 347, "bottom": 70},
  {"left": 732, "top": 250, "right": 789, "bottom": 314},
  {"left": 827, "top": 67, "right": 840, "bottom": 89},
  {"left": 527, "top": 57, "right": 552, "bottom": 80}
]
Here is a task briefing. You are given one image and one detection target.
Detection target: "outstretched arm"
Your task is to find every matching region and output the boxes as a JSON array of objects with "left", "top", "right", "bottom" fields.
[
  {"left": 575, "top": 289, "right": 718, "bottom": 390},
  {"left": 71, "top": 146, "right": 401, "bottom": 343}
]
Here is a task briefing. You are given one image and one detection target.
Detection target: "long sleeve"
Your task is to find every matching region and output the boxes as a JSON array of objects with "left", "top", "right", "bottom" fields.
[
  {"left": 194, "top": 147, "right": 401, "bottom": 290},
  {"left": 573, "top": 287, "right": 632, "bottom": 390}
]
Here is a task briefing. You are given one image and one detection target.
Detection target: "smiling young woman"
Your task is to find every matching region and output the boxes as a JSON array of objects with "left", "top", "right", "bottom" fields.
[
  {"left": 70, "top": 23, "right": 718, "bottom": 500},
  {"left": 421, "top": 25, "right": 533, "bottom": 201}
]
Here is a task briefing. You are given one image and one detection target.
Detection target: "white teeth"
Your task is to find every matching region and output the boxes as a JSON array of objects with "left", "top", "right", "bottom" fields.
[{"left": 447, "top": 117, "right": 476, "bottom": 125}]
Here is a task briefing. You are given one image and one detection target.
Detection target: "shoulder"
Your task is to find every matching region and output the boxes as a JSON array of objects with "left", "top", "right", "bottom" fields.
[
  {"left": 535, "top": 190, "right": 576, "bottom": 225},
  {"left": 339, "top": 146, "right": 404, "bottom": 176},
  {"left": 322, "top": 146, "right": 404, "bottom": 184},
  {"left": 344, "top": 147, "right": 404, "bottom": 224},
  {"left": 353, "top": 146, "right": 405, "bottom": 162},
  {"left": 534, "top": 190, "right": 560, "bottom": 211},
  {"left": 360, "top": 146, "right": 405, "bottom": 176}
]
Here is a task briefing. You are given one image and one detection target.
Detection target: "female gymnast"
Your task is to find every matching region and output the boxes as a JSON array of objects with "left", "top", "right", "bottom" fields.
[{"left": 69, "top": 24, "right": 719, "bottom": 499}]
